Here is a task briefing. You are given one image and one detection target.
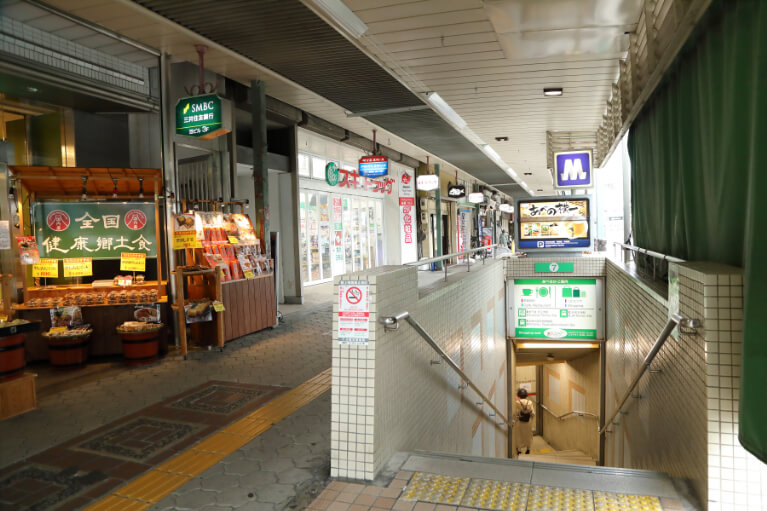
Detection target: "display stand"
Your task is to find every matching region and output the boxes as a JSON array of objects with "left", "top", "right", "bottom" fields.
[{"left": 171, "top": 267, "right": 224, "bottom": 357}]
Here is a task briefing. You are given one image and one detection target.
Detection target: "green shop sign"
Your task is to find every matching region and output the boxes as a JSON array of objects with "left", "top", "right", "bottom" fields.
[
  {"left": 534, "top": 262, "right": 574, "bottom": 273},
  {"left": 325, "top": 162, "right": 339, "bottom": 186},
  {"left": 175, "top": 94, "right": 229, "bottom": 139},
  {"left": 34, "top": 202, "right": 157, "bottom": 259}
]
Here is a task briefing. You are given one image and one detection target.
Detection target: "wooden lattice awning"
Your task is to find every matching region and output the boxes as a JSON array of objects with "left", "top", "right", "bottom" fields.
[{"left": 9, "top": 166, "right": 162, "bottom": 199}]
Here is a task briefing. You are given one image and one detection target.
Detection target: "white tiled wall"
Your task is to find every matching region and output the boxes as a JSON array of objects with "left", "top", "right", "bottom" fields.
[{"left": 331, "top": 261, "right": 508, "bottom": 480}]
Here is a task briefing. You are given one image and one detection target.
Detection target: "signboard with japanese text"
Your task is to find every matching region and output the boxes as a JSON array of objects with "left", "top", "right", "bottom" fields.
[
  {"left": 33, "top": 258, "right": 59, "bottom": 278},
  {"left": 175, "top": 94, "right": 230, "bottom": 139},
  {"left": 398, "top": 169, "right": 417, "bottom": 263},
  {"left": 554, "top": 150, "right": 593, "bottom": 188},
  {"left": 326, "top": 164, "right": 394, "bottom": 195},
  {"left": 358, "top": 156, "right": 388, "bottom": 177},
  {"left": 34, "top": 202, "right": 156, "bottom": 259},
  {"left": 63, "top": 257, "right": 93, "bottom": 277},
  {"left": 337, "top": 280, "right": 370, "bottom": 345},
  {"left": 517, "top": 197, "right": 591, "bottom": 250},
  {"left": 448, "top": 184, "right": 466, "bottom": 198},
  {"left": 510, "top": 278, "right": 602, "bottom": 340},
  {"left": 120, "top": 252, "right": 146, "bottom": 272}
]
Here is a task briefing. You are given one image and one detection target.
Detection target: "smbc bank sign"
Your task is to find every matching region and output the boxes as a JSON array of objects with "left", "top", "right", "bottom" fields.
[{"left": 175, "top": 94, "right": 230, "bottom": 140}]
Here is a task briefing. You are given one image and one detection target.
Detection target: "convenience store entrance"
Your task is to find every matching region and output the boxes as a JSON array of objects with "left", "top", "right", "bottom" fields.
[{"left": 299, "top": 190, "right": 383, "bottom": 286}]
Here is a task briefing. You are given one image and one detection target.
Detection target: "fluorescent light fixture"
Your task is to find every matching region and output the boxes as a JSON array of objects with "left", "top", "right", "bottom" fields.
[
  {"left": 309, "top": 0, "right": 368, "bottom": 38},
  {"left": 482, "top": 144, "right": 502, "bottom": 163},
  {"left": 426, "top": 92, "right": 467, "bottom": 130},
  {"left": 517, "top": 342, "right": 600, "bottom": 349},
  {"left": 505, "top": 167, "right": 518, "bottom": 179},
  {"left": 543, "top": 87, "right": 563, "bottom": 97}
]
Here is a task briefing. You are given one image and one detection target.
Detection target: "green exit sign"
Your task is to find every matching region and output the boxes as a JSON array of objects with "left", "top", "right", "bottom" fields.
[
  {"left": 534, "top": 262, "right": 574, "bottom": 273},
  {"left": 175, "top": 94, "right": 230, "bottom": 139}
]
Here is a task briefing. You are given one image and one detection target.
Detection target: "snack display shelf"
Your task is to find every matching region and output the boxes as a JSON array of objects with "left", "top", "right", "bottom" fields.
[{"left": 13, "top": 296, "right": 168, "bottom": 310}]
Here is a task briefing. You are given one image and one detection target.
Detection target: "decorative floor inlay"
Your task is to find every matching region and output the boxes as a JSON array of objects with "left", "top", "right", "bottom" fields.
[
  {"left": 168, "top": 384, "right": 270, "bottom": 415},
  {"left": 0, "top": 380, "right": 287, "bottom": 511},
  {"left": 75, "top": 417, "right": 202, "bottom": 462}
]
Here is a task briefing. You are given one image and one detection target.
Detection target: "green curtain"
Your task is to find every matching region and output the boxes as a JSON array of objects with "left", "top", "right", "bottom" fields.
[{"left": 628, "top": 0, "right": 767, "bottom": 462}]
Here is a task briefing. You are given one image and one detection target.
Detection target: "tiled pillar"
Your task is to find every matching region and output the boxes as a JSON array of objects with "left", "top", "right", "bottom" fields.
[{"left": 677, "top": 263, "right": 767, "bottom": 510}]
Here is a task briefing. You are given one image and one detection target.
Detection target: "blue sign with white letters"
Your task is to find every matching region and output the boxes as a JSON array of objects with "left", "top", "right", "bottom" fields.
[
  {"left": 554, "top": 150, "right": 592, "bottom": 188},
  {"left": 358, "top": 156, "right": 388, "bottom": 178}
]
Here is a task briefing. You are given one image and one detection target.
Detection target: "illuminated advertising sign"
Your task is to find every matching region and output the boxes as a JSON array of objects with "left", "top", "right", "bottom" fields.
[
  {"left": 358, "top": 156, "right": 388, "bottom": 177},
  {"left": 554, "top": 150, "right": 593, "bottom": 188},
  {"left": 512, "top": 278, "right": 599, "bottom": 339},
  {"left": 175, "top": 94, "right": 230, "bottom": 140},
  {"left": 517, "top": 197, "right": 590, "bottom": 250}
]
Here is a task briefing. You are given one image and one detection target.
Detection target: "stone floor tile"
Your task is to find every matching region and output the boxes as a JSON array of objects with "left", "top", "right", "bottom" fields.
[
  {"left": 392, "top": 500, "right": 414, "bottom": 511},
  {"left": 387, "top": 479, "right": 407, "bottom": 490},
  {"left": 362, "top": 487, "right": 383, "bottom": 497},
  {"left": 277, "top": 467, "right": 313, "bottom": 485},
  {"left": 337, "top": 492, "right": 358, "bottom": 504},
  {"left": 394, "top": 471, "right": 413, "bottom": 481},
  {"left": 413, "top": 503, "right": 435, "bottom": 511},
  {"left": 344, "top": 483, "right": 367, "bottom": 494},
  {"left": 380, "top": 488, "right": 401, "bottom": 499},
  {"left": 215, "top": 488, "right": 255, "bottom": 508},
  {"left": 174, "top": 488, "right": 219, "bottom": 509},
  {"left": 435, "top": 505, "right": 456, "bottom": 511},
  {"left": 327, "top": 502, "right": 350, "bottom": 511},
  {"left": 238, "top": 470, "right": 278, "bottom": 488},
  {"left": 373, "top": 497, "right": 396, "bottom": 508},
  {"left": 354, "top": 494, "right": 376, "bottom": 506},
  {"left": 349, "top": 504, "right": 369, "bottom": 511},
  {"left": 250, "top": 483, "right": 298, "bottom": 504},
  {"left": 235, "top": 501, "right": 275, "bottom": 511}
]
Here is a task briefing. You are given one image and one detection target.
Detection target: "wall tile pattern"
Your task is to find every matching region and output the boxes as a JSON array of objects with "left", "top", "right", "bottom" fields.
[{"left": 331, "top": 262, "right": 508, "bottom": 480}]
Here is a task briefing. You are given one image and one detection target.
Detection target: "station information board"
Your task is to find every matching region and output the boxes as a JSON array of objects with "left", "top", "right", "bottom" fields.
[{"left": 512, "top": 278, "right": 599, "bottom": 339}]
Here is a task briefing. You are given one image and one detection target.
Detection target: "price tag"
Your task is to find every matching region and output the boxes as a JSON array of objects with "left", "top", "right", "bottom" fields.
[
  {"left": 244, "top": 271, "right": 254, "bottom": 279},
  {"left": 173, "top": 232, "right": 198, "bottom": 250},
  {"left": 63, "top": 257, "right": 92, "bottom": 277},
  {"left": 120, "top": 252, "right": 146, "bottom": 272},
  {"left": 49, "top": 326, "right": 68, "bottom": 334},
  {"left": 212, "top": 301, "right": 226, "bottom": 312},
  {"left": 33, "top": 258, "right": 59, "bottom": 278},
  {"left": 228, "top": 236, "right": 238, "bottom": 244}
]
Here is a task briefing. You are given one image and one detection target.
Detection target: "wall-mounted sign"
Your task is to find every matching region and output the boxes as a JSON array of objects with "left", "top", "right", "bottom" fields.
[
  {"left": 512, "top": 278, "right": 598, "bottom": 339},
  {"left": 517, "top": 197, "right": 590, "bottom": 250},
  {"left": 468, "top": 192, "right": 485, "bottom": 203},
  {"left": 499, "top": 203, "right": 514, "bottom": 213},
  {"left": 399, "top": 169, "right": 417, "bottom": 264},
  {"left": 34, "top": 202, "right": 156, "bottom": 259},
  {"left": 447, "top": 184, "right": 466, "bottom": 198},
  {"left": 534, "top": 262, "right": 574, "bottom": 273},
  {"left": 358, "top": 156, "right": 388, "bottom": 178},
  {"left": 326, "top": 162, "right": 394, "bottom": 194},
  {"left": 337, "top": 280, "right": 370, "bottom": 345},
  {"left": 175, "top": 94, "right": 230, "bottom": 139},
  {"left": 554, "top": 150, "right": 593, "bottom": 188},
  {"left": 416, "top": 174, "right": 439, "bottom": 191}
]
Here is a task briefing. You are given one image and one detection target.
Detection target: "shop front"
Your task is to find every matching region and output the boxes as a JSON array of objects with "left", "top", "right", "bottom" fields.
[{"left": 296, "top": 129, "right": 415, "bottom": 286}]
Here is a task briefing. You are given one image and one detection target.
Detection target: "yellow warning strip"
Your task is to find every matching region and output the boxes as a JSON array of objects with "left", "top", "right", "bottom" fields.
[{"left": 84, "top": 369, "right": 331, "bottom": 511}]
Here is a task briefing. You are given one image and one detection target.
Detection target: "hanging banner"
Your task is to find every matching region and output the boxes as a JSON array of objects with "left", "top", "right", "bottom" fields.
[
  {"left": 457, "top": 208, "right": 472, "bottom": 253},
  {"left": 398, "top": 168, "right": 417, "bottom": 264},
  {"left": 34, "top": 202, "right": 156, "bottom": 259},
  {"left": 33, "top": 258, "right": 59, "bottom": 278},
  {"left": 63, "top": 257, "right": 93, "bottom": 277},
  {"left": 337, "top": 280, "right": 370, "bottom": 345},
  {"left": 120, "top": 252, "right": 146, "bottom": 272}
]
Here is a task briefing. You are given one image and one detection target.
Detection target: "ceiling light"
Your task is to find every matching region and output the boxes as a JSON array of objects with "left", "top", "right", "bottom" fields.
[
  {"left": 495, "top": 136, "right": 509, "bottom": 142},
  {"left": 482, "top": 144, "right": 502, "bottom": 164},
  {"left": 25, "top": 86, "right": 39, "bottom": 93},
  {"left": 425, "top": 92, "right": 467, "bottom": 130},
  {"left": 544, "top": 88, "right": 563, "bottom": 97},
  {"left": 524, "top": 172, "right": 533, "bottom": 176},
  {"left": 517, "top": 342, "right": 600, "bottom": 349},
  {"left": 505, "top": 167, "right": 518, "bottom": 179},
  {"left": 309, "top": 0, "right": 368, "bottom": 38},
  {"left": 537, "top": 189, "right": 543, "bottom": 192}
]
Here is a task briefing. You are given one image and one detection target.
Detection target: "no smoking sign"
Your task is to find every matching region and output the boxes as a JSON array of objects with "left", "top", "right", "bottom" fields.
[{"left": 338, "top": 280, "right": 370, "bottom": 345}]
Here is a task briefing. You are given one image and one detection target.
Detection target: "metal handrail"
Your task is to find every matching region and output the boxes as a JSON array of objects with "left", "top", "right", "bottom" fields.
[
  {"left": 599, "top": 312, "right": 701, "bottom": 435},
  {"left": 538, "top": 402, "right": 599, "bottom": 421},
  {"left": 380, "top": 311, "right": 511, "bottom": 428},
  {"left": 408, "top": 245, "right": 499, "bottom": 282},
  {"left": 614, "top": 242, "right": 685, "bottom": 263}
]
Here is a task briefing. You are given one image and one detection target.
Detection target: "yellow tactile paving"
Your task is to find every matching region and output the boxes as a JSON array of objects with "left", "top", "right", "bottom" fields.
[
  {"left": 115, "top": 471, "right": 191, "bottom": 502},
  {"left": 460, "top": 479, "right": 530, "bottom": 510},
  {"left": 155, "top": 449, "right": 224, "bottom": 477},
  {"left": 527, "top": 485, "right": 594, "bottom": 511},
  {"left": 402, "top": 472, "right": 470, "bottom": 505},
  {"left": 83, "top": 495, "right": 151, "bottom": 511},
  {"left": 84, "top": 369, "right": 332, "bottom": 509},
  {"left": 594, "top": 491, "right": 663, "bottom": 511}
]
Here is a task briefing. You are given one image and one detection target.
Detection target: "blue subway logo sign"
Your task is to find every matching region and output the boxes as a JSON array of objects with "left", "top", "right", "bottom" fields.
[{"left": 554, "top": 150, "right": 592, "bottom": 188}]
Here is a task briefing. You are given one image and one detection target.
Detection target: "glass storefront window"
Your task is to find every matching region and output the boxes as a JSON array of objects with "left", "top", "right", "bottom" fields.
[
  {"left": 299, "top": 193, "right": 308, "bottom": 280},
  {"left": 311, "top": 156, "right": 325, "bottom": 180},
  {"left": 298, "top": 154, "right": 310, "bottom": 177},
  {"left": 319, "top": 193, "right": 331, "bottom": 279},
  {"left": 375, "top": 201, "right": 384, "bottom": 266}
]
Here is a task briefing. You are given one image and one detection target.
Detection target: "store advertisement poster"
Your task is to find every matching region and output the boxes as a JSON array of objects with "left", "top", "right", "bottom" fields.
[
  {"left": 17, "top": 236, "right": 41, "bottom": 265},
  {"left": 0, "top": 221, "right": 10, "bottom": 250},
  {"left": 513, "top": 278, "right": 597, "bottom": 339},
  {"left": 33, "top": 259, "right": 59, "bottom": 278},
  {"left": 398, "top": 169, "right": 417, "bottom": 263},
  {"left": 34, "top": 202, "right": 157, "bottom": 259},
  {"left": 62, "top": 257, "right": 93, "bottom": 277},
  {"left": 517, "top": 198, "right": 590, "bottom": 250},
  {"left": 457, "top": 209, "right": 472, "bottom": 254},
  {"left": 337, "top": 280, "right": 370, "bottom": 345}
]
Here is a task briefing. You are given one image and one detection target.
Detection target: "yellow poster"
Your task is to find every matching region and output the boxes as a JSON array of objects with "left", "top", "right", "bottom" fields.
[
  {"left": 172, "top": 232, "right": 198, "bottom": 250},
  {"left": 33, "top": 259, "right": 59, "bottom": 278},
  {"left": 120, "top": 252, "right": 146, "bottom": 272},
  {"left": 63, "top": 257, "right": 92, "bottom": 277}
]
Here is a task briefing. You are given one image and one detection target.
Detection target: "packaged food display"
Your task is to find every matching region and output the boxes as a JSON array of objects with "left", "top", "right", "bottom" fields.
[{"left": 116, "top": 321, "right": 163, "bottom": 334}]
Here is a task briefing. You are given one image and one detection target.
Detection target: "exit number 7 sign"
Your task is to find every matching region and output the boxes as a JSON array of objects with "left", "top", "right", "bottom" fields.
[{"left": 337, "top": 280, "right": 370, "bottom": 345}]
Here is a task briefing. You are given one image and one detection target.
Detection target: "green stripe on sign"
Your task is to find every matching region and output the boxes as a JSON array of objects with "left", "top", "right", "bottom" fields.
[
  {"left": 534, "top": 262, "right": 574, "bottom": 273},
  {"left": 514, "top": 278, "right": 596, "bottom": 285},
  {"left": 515, "top": 328, "right": 598, "bottom": 339}
]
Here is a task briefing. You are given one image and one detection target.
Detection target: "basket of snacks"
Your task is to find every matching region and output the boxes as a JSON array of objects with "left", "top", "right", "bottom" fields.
[
  {"left": 116, "top": 321, "right": 163, "bottom": 366},
  {"left": 42, "top": 327, "right": 92, "bottom": 368}
]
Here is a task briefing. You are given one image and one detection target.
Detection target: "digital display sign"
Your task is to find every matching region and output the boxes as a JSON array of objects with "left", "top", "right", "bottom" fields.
[
  {"left": 516, "top": 197, "right": 590, "bottom": 250},
  {"left": 512, "top": 278, "right": 599, "bottom": 340}
]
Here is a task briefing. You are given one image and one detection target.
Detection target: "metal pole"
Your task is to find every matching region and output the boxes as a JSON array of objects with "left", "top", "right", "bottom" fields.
[{"left": 250, "top": 80, "right": 270, "bottom": 255}]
